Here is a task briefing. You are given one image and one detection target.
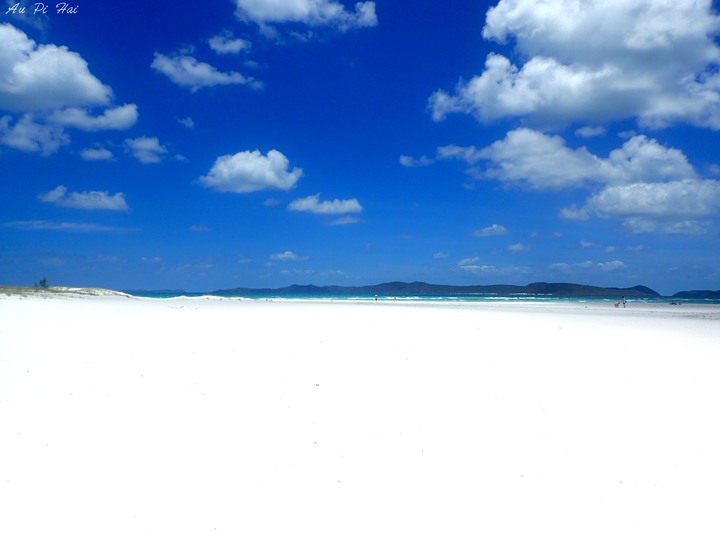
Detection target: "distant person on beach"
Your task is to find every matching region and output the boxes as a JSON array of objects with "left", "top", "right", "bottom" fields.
[{"left": 622, "top": 296, "right": 626, "bottom": 308}]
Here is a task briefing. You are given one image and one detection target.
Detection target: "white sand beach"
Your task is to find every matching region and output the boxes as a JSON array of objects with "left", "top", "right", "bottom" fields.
[{"left": 1, "top": 292, "right": 719, "bottom": 539}]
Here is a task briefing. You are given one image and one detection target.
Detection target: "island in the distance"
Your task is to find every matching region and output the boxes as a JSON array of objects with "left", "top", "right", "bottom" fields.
[
  {"left": 213, "top": 281, "right": 661, "bottom": 297},
  {"left": 672, "top": 289, "right": 720, "bottom": 299}
]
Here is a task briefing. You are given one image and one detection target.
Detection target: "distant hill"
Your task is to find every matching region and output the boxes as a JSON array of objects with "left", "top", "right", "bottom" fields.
[
  {"left": 215, "top": 281, "right": 659, "bottom": 297},
  {"left": 124, "top": 289, "right": 188, "bottom": 295},
  {"left": 672, "top": 289, "right": 720, "bottom": 299}
]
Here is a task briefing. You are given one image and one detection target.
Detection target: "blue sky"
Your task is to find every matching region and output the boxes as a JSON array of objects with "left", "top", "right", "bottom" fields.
[{"left": 2, "top": 0, "right": 720, "bottom": 294}]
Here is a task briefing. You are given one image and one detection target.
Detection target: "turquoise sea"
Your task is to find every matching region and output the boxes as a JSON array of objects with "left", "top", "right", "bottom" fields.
[{"left": 127, "top": 291, "right": 720, "bottom": 305}]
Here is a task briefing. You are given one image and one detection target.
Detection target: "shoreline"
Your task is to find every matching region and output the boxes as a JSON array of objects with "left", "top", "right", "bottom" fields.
[
  {"left": 3, "top": 286, "right": 719, "bottom": 318},
  {"left": 4, "top": 283, "right": 719, "bottom": 305}
]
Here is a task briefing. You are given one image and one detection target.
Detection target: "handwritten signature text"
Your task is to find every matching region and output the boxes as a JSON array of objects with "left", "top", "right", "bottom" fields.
[{"left": 5, "top": 3, "right": 79, "bottom": 15}]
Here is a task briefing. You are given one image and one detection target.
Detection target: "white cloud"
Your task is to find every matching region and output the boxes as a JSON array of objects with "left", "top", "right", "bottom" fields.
[
  {"left": 270, "top": 250, "right": 308, "bottom": 261},
  {"left": 457, "top": 257, "right": 531, "bottom": 275},
  {"left": 328, "top": 215, "right": 363, "bottom": 226},
  {"left": 399, "top": 154, "right": 433, "bottom": 167},
  {"left": 2, "top": 220, "right": 126, "bottom": 233},
  {"left": 458, "top": 257, "right": 493, "bottom": 273},
  {"left": 433, "top": 251, "right": 449, "bottom": 259},
  {"left": 472, "top": 128, "right": 599, "bottom": 190},
  {"left": 125, "top": 136, "right": 168, "bottom": 164},
  {"left": 234, "top": 0, "right": 377, "bottom": 31},
  {"left": 591, "top": 179, "right": 720, "bottom": 219},
  {"left": 580, "top": 240, "right": 600, "bottom": 249},
  {"left": 578, "top": 179, "right": 720, "bottom": 234},
  {"left": 436, "top": 144, "right": 482, "bottom": 163},
  {"left": 548, "top": 262, "right": 571, "bottom": 273},
  {"left": 0, "top": 113, "right": 68, "bottom": 155},
  {"left": 445, "top": 128, "right": 698, "bottom": 191},
  {"left": 1, "top": 107, "right": 138, "bottom": 155},
  {"left": 0, "top": 23, "right": 111, "bottom": 112},
  {"left": 441, "top": 127, "right": 716, "bottom": 234},
  {"left": 604, "top": 135, "right": 697, "bottom": 184},
  {"left": 559, "top": 205, "right": 590, "bottom": 221},
  {"left": 209, "top": 32, "right": 251, "bottom": 54},
  {"left": 201, "top": 149, "right": 302, "bottom": 193},
  {"left": 49, "top": 104, "right": 138, "bottom": 131},
  {"left": 431, "top": 0, "right": 720, "bottom": 129},
  {"left": 473, "top": 223, "right": 508, "bottom": 237},
  {"left": 507, "top": 242, "right": 529, "bottom": 253},
  {"left": 582, "top": 260, "right": 627, "bottom": 272},
  {"left": 178, "top": 116, "right": 195, "bottom": 128},
  {"left": 81, "top": 147, "right": 113, "bottom": 161},
  {"left": 431, "top": 53, "right": 619, "bottom": 126},
  {"left": 288, "top": 193, "right": 363, "bottom": 215},
  {"left": 575, "top": 126, "right": 606, "bottom": 138},
  {"left": 550, "top": 260, "right": 626, "bottom": 273},
  {"left": 151, "top": 52, "right": 259, "bottom": 92},
  {"left": 0, "top": 24, "right": 137, "bottom": 155},
  {"left": 38, "top": 185, "right": 129, "bottom": 211}
]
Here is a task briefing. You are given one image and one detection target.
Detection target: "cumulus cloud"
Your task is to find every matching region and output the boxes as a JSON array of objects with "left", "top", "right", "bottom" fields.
[
  {"left": 200, "top": 149, "right": 302, "bottom": 193},
  {"left": 0, "top": 24, "right": 137, "bottom": 154},
  {"left": 430, "top": 0, "right": 720, "bottom": 129},
  {"left": 151, "top": 52, "right": 259, "bottom": 92},
  {"left": 458, "top": 257, "right": 490, "bottom": 272},
  {"left": 399, "top": 154, "right": 433, "bottom": 167},
  {"left": 288, "top": 193, "right": 363, "bottom": 215},
  {"left": 457, "top": 257, "right": 530, "bottom": 275},
  {"left": 1, "top": 106, "right": 137, "bottom": 156},
  {"left": 178, "top": 116, "right": 195, "bottom": 128},
  {"left": 125, "top": 136, "right": 168, "bottom": 164},
  {"left": 581, "top": 260, "right": 626, "bottom": 271},
  {"left": 575, "top": 126, "right": 606, "bottom": 138},
  {"left": 0, "top": 114, "right": 68, "bottom": 154},
  {"left": 558, "top": 205, "right": 590, "bottom": 221},
  {"left": 209, "top": 32, "right": 251, "bottom": 54},
  {"left": 0, "top": 23, "right": 111, "bottom": 112},
  {"left": 507, "top": 242, "right": 529, "bottom": 253},
  {"left": 81, "top": 147, "right": 113, "bottom": 161},
  {"left": 443, "top": 128, "right": 697, "bottom": 190},
  {"left": 38, "top": 185, "right": 129, "bottom": 211},
  {"left": 473, "top": 224, "right": 508, "bottom": 237},
  {"left": 234, "top": 0, "right": 377, "bottom": 31},
  {"left": 440, "top": 127, "right": 716, "bottom": 234},
  {"left": 270, "top": 250, "right": 308, "bottom": 261},
  {"left": 576, "top": 179, "right": 720, "bottom": 234},
  {"left": 49, "top": 104, "right": 138, "bottom": 131},
  {"left": 550, "top": 260, "right": 626, "bottom": 273},
  {"left": 468, "top": 129, "right": 599, "bottom": 190}
]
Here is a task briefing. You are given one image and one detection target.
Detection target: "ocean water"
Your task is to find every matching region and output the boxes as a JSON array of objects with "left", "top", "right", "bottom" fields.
[{"left": 127, "top": 291, "right": 720, "bottom": 305}]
